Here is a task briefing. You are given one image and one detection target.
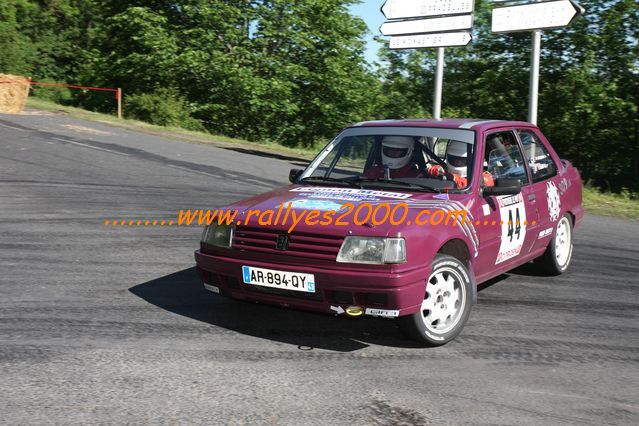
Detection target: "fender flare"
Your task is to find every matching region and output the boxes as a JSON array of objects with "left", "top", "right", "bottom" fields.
[
  {"left": 466, "top": 259, "right": 478, "bottom": 304},
  {"left": 434, "top": 238, "right": 478, "bottom": 304}
]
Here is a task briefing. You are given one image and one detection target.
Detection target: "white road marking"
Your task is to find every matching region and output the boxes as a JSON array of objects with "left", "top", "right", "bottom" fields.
[
  {"left": 52, "top": 137, "right": 129, "bottom": 156},
  {"left": 0, "top": 123, "right": 28, "bottom": 132}
]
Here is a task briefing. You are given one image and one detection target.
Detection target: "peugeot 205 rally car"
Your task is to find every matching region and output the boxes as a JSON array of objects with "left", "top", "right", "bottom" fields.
[{"left": 195, "top": 119, "right": 583, "bottom": 346}]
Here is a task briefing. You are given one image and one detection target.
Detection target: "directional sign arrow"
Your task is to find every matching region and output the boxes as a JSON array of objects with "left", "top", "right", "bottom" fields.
[
  {"left": 381, "top": 0, "right": 474, "bottom": 20},
  {"left": 380, "top": 14, "right": 473, "bottom": 36},
  {"left": 389, "top": 32, "right": 472, "bottom": 50},
  {"left": 492, "top": 0, "right": 584, "bottom": 33}
]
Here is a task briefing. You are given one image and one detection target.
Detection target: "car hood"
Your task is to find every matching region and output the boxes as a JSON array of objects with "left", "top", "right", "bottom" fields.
[{"left": 221, "top": 185, "right": 476, "bottom": 239}]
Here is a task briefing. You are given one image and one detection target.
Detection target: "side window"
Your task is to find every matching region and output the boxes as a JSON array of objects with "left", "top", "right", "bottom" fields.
[
  {"left": 484, "top": 131, "right": 529, "bottom": 185},
  {"left": 518, "top": 130, "right": 557, "bottom": 183}
]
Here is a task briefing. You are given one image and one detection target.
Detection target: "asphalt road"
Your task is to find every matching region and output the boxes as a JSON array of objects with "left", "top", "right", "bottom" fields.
[{"left": 1, "top": 110, "right": 638, "bottom": 425}]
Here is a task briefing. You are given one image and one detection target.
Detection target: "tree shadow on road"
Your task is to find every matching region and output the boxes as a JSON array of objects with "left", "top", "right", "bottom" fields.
[
  {"left": 129, "top": 267, "right": 426, "bottom": 352},
  {"left": 221, "top": 146, "right": 309, "bottom": 167}
]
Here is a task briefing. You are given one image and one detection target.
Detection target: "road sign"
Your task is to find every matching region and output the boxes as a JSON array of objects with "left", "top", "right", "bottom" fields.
[
  {"left": 380, "top": 14, "right": 473, "bottom": 36},
  {"left": 389, "top": 32, "right": 472, "bottom": 49},
  {"left": 381, "top": 0, "right": 474, "bottom": 20},
  {"left": 492, "top": 0, "right": 584, "bottom": 33}
]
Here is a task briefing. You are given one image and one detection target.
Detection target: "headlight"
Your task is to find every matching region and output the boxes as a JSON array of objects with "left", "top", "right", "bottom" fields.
[
  {"left": 201, "top": 224, "right": 234, "bottom": 248},
  {"left": 336, "top": 237, "right": 406, "bottom": 264}
]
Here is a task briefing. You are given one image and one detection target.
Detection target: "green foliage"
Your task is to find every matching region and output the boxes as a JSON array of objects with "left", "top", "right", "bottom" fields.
[
  {"left": 30, "top": 80, "right": 72, "bottom": 104},
  {"left": 0, "top": 0, "right": 44, "bottom": 75},
  {"left": 583, "top": 186, "right": 639, "bottom": 219},
  {"left": 1, "top": 0, "right": 636, "bottom": 192},
  {"left": 375, "top": 0, "right": 638, "bottom": 192},
  {"left": 125, "top": 88, "right": 204, "bottom": 131}
]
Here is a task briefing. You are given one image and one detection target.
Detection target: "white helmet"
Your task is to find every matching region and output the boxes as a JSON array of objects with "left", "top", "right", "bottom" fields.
[
  {"left": 381, "top": 136, "right": 414, "bottom": 169},
  {"left": 446, "top": 140, "right": 469, "bottom": 177}
]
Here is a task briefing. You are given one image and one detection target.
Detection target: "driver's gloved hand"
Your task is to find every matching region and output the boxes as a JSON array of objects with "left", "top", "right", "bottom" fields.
[
  {"left": 453, "top": 175, "right": 468, "bottom": 189},
  {"left": 427, "top": 165, "right": 445, "bottom": 176}
]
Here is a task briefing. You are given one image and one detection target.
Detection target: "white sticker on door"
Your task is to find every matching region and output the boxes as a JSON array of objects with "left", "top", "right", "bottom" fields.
[
  {"left": 496, "top": 193, "right": 527, "bottom": 264},
  {"left": 546, "top": 181, "right": 561, "bottom": 222}
]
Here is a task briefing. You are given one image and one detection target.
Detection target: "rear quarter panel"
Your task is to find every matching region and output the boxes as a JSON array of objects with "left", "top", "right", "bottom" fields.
[{"left": 535, "top": 128, "right": 584, "bottom": 229}]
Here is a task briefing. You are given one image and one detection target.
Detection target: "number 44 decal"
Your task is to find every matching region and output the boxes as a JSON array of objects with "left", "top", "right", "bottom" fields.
[
  {"left": 496, "top": 194, "right": 527, "bottom": 264},
  {"left": 507, "top": 208, "right": 522, "bottom": 242}
]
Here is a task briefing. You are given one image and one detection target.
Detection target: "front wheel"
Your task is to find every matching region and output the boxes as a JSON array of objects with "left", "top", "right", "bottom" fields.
[
  {"left": 534, "top": 214, "right": 573, "bottom": 275},
  {"left": 399, "top": 254, "right": 473, "bottom": 346}
]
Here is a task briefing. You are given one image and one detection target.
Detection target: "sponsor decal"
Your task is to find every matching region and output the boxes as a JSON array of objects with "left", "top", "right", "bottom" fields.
[
  {"left": 482, "top": 203, "right": 491, "bottom": 216},
  {"left": 204, "top": 283, "right": 220, "bottom": 293},
  {"left": 288, "top": 198, "right": 345, "bottom": 211},
  {"left": 558, "top": 177, "right": 571, "bottom": 196},
  {"left": 546, "top": 181, "right": 561, "bottom": 222},
  {"left": 290, "top": 186, "right": 412, "bottom": 201},
  {"left": 496, "top": 193, "right": 527, "bottom": 264},
  {"left": 538, "top": 227, "right": 553, "bottom": 239},
  {"left": 365, "top": 308, "right": 400, "bottom": 318}
]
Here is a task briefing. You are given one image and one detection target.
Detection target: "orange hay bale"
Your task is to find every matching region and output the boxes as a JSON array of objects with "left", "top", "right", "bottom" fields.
[{"left": 0, "top": 74, "right": 31, "bottom": 114}]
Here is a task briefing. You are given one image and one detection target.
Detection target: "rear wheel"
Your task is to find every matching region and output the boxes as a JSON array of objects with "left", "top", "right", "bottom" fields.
[
  {"left": 534, "top": 214, "right": 573, "bottom": 275},
  {"left": 399, "top": 254, "right": 473, "bottom": 346}
]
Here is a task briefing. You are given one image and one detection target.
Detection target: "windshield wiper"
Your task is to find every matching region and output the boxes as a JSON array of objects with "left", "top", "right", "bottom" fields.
[
  {"left": 299, "top": 176, "right": 362, "bottom": 188},
  {"left": 355, "top": 177, "right": 443, "bottom": 193}
]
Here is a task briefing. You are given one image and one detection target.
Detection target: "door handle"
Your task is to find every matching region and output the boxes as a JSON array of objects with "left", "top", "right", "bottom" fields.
[{"left": 528, "top": 194, "right": 536, "bottom": 202}]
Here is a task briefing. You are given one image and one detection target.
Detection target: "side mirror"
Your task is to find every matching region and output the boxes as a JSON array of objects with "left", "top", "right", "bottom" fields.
[
  {"left": 289, "top": 168, "right": 303, "bottom": 183},
  {"left": 483, "top": 179, "right": 521, "bottom": 196}
]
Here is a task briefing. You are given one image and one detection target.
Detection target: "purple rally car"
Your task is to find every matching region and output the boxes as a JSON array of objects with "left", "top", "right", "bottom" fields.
[{"left": 195, "top": 119, "right": 583, "bottom": 346}]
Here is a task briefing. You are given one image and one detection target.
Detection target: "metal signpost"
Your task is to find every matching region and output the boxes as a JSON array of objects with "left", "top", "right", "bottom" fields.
[
  {"left": 491, "top": 0, "right": 584, "bottom": 124},
  {"left": 381, "top": 0, "right": 476, "bottom": 119}
]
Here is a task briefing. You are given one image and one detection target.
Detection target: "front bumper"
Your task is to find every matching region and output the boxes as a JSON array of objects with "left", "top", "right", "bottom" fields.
[{"left": 194, "top": 250, "right": 427, "bottom": 317}]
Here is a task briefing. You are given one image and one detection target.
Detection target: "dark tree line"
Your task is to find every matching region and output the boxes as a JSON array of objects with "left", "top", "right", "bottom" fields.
[{"left": 1, "top": 0, "right": 637, "bottom": 191}]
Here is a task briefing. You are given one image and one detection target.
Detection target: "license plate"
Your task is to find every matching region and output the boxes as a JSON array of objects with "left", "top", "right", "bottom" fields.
[{"left": 242, "top": 266, "right": 315, "bottom": 293}]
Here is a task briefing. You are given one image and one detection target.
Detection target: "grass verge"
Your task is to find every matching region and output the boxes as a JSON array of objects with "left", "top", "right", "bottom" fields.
[
  {"left": 582, "top": 187, "right": 639, "bottom": 220},
  {"left": 25, "top": 97, "right": 318, "bottom": 161}
]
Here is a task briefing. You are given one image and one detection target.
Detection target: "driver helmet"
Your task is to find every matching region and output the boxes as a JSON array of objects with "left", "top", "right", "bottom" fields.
[
  {"left": 381, "top": 136, "right": 414, "bottom": 169},
  {"left": 446, "top": 140, "right": 469, "bottom": 177}
]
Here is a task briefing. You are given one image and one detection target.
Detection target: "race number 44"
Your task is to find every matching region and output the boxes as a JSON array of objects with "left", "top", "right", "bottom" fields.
[{"left": 496, "top": 194, "right": 527, "bottom": 264}]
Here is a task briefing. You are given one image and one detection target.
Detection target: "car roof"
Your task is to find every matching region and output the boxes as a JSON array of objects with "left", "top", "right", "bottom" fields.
[{"left": 350, "top": 118, "right": 536, "bottom": 132}]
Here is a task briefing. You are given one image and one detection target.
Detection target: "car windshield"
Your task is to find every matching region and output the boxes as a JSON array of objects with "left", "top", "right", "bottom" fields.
[{"left": 300, "top": 126, "right": 476, "bottom": 191}]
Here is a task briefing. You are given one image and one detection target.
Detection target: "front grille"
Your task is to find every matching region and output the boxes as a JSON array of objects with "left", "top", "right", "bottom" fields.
[
  {"left": 331, "top": 291, "right": 354, "bottom": 304},
  {"left": 357, "top": 292, "right": 388, "bottom": 307},
  {"left": 199, "top": 268, "right": 220, "bottom": 285},
  {"left": 328, "top": 291, "right": 388, "bottom": 307},
  {"left": 233, "top": 226, "right": 343, "bottom": 260},
  {"left": 221, "top": 275, "right": 240, "bottom": 289}
]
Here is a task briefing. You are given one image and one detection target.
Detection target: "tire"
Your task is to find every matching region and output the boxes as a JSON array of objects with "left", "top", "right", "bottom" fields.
[
  {"left": 534, "top": 214, "right": 573, "bottom": 276},
  {"left": 399, "top": 254, "right": 473, "bottom": 346}
]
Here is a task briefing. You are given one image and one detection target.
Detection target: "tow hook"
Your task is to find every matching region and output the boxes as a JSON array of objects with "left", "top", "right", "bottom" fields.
[
  {"left": 345, "top": 306, "right": 364, "bottom": 317},
  {"left": 330, "top": 305, "right": 365, "bottom": 317}
]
